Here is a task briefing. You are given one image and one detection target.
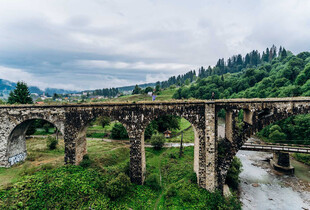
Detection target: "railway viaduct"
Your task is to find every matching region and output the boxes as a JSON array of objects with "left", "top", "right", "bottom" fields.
[{"left": 0, "top": 97, "right": 309, "bottom": 192}]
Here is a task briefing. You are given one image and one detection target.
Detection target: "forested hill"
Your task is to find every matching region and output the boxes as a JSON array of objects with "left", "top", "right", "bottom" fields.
[
  {"left": 160, "top": 45, "right": 282, "bottom": 89},
  {"left": 172, "top": 49, "right": 310, "bottom": 100}
]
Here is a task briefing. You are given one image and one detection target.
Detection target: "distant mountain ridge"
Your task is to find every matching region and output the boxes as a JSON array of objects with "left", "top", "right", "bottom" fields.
[
  {"left": 0, "top": 78, "right": 157, "bottom": 98},
  {"left": 0, "top": 79, "right": 77, "bottom": 97}
]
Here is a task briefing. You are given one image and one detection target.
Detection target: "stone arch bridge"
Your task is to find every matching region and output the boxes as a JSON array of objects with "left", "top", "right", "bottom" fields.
[{"left": 0, "top": 98, "right": 309, "bottom": 192}]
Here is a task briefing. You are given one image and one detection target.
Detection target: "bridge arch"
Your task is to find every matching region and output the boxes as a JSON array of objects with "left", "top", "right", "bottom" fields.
[
  {"left": 62, "top": 107, "right": 132, "bottom": 167},
  {"left": 218, "top": 103, "right": 310, "bottom": 190},
  {"left": 5, "top": 116, "right": 64, "bottom": 167},
  {"left": 142, "top": 113, "right": 200, "bottom": 180}
]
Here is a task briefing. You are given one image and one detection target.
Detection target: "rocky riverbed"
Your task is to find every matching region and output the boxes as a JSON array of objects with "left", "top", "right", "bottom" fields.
[{"left": 237, "top": 149, "right": 310, "bottom": 210}]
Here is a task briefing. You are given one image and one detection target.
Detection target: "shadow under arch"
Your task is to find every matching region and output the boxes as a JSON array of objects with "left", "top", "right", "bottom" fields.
[{"left": 6, "top": 118, "right": 64, "bottom": 167}]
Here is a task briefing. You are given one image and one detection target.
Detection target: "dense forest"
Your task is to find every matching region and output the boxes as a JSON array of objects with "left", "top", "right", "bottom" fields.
[
  {"left": 159, "top": 45, "right": 288, "bottom": 90},
  {"left": 172, "top": 49, "right": 309, "bottom": 100},
  {"left": 88, "top": 88, "right": 119, "bottom": 98}
]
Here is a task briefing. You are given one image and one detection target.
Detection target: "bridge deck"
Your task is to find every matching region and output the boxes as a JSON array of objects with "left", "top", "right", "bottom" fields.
[
  {"left": 0, "top": 97, "right": 309, "bottom": 108},
  {"left": 241, "top": 143, "right": 310, "bottom": 154}
]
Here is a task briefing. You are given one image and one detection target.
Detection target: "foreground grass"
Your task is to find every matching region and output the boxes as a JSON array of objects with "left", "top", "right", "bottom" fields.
[{"left": 0, "top": 138, "right": 240, "bottom": 209}]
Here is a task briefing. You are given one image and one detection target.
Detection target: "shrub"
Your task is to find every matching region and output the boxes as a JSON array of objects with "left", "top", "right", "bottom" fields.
[
  {"left": 179, "top": 189, "right": 194, "bottom": 202},
  {"left": 26, "top": 123, "right": 36, "bottom": 135},
  {"left": 47, "top": 136, "right": 58, "bottom": 150},
  {"left": 110, "top": 123, "right": 128, "bottom": 139},
  {"left": 269, "top": 130, "right": 287, "bottom": 141},
  {"left": 26, "top": 153, "right": 43, "bottom": 161},
  {"left": 97, "top": 116, "right": 111, "bottom": 128},
  {"left": 188, "top": 171, "right": 197, "bottom": 183},
  {"left": 43, "top": 123, "right": 50, "bottom": 133},
  {"left": 166, "top": 184, "right": 177, "bottom": 198},
  {"left": 225, "top": 157, "right": 243, "bottom": 191},
  {"left": 270, "top": 124, "right": 282, "bottom": 133},
  {"left": 293, "top": 153, "right": 310, "bottom": 165},
  {"left": 145, "top": 173, "right": 161, "bottom": 191},
  {"left": 80, "top": 154, "right": 93, "bottom": 168},
  {"left": 19, "top": 163, "right": 37, "bottom": 176},
  {"left": 39, "top": 163, "right": 55, "bottom": 171},
  {"left": 150, "top": 133, "right": 165, "bottom": 150},
  {"left": 169, "top": 153, "right": 177, "bottom": 159},
  {"left": 106, "top": 173, "right": 131, "bottom": 199}
]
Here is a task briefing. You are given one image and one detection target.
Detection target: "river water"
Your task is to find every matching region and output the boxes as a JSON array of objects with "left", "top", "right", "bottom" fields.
[
  {"left": 216, "top": 123, "right": 310, "bottom": 209},
  {"left": 237, "top": 149, "right": 310, "bottom": 210}
]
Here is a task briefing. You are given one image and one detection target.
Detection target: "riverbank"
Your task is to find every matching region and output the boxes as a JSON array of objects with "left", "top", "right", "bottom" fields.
[{"left": 238, "top": 150, "right": 310, "bottom": 209}]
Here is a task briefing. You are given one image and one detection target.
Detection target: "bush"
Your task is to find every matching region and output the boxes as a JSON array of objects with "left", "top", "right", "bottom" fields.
[
  {"left": 97, "top": 116, "right": 110, "bottom": 128},
  {"left": 106, "top": 173, "right": 131, "bottom": 199},
  {"left": 169, "top": 153, "right": 177, "bottom": 159},
  {"left": 26, "top": 153, "right": 43, "bottom": 161},
  {"left": 43, "top": 123, "right": 51, "bottom": 133},
  {"left": 47, "top": 136, "right": 58, "bottom": 150},
  {"left": 293, "top": 153, "right": 310, "bottom": 165},
  {"left": 110, "top": 123, "right": 128, "bottom": 139},
  {"left": 225, "top": 157, "right": 243, "bottom": 191},
  {"left": 26, "top": 123, "right": 36, "bottom": 135},
  {"left": 188, "top": 171, "right": 197, "bottom": 183},
  {"left": 145, "top": 173, "right": 161, "bottom": 191},
  {"left": 269, "top": 130, "right": 287, "bottom": 141},
  {"left": 179, "top": 189, "right": 194, "bottom": 202},
  {"left": 166, "top": 184, "right": 177, "bottom": 198},
  {"left": 150, "top": 133, "right": 165, "bottom": 150},
  {"left": 80, "top": 154, "right": 93, "bottom": 168}
]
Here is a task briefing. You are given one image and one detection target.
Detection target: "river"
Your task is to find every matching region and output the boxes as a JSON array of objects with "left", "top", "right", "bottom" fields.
[
  {"left": 95, "top": 123, "right": 310, "bottom": 209},
  {"left": 216, "top": 122, "right": 310, "bottom": 209},
  {"left": 237, "top": 147, "right": 310, "bottom": 209}
]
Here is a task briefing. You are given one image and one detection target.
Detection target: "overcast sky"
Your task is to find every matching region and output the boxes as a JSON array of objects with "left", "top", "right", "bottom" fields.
[{"left": 0, "top": 0, "right": 309, "bottom": 90}]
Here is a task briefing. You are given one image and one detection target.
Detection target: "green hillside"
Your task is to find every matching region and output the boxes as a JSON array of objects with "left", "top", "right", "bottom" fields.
[{"left": 174, "top": 51, "right": 310, "bottom": 100}]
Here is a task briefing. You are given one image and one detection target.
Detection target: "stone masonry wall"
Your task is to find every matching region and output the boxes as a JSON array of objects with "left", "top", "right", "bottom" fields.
[
  {"left": 0, "top": 98, "right": 309, "bottom": 192},
  {"left": 0, "top": 106, "right": 65, "bottom": 167}
]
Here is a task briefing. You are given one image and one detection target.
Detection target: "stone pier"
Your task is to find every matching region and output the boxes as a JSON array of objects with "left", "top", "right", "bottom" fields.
[{"left": 0, "top": 97, "right": 309, "bottom": 192}]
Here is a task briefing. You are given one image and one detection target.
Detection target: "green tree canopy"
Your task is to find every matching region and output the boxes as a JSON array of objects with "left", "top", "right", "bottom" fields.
[
  {"left": 110, "top": 123, "right": 128, "bottom": 139},
  {"left": 132, "top": 84, "right": 142, "bottom": 95},
  {"left": 144, "top": 86, "right": 153, "bottom": 94},
  {"left": 8, "top": 81, "right": 33, "bottom": 104}
]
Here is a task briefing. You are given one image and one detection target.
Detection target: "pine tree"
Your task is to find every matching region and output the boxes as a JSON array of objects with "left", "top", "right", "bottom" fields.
[
  {"left": 155, "top": 81, "right": 160, "bottom": 92},
  {"left": 8, "top": 81, "right": 33, "bottom": 104},
  {"left": 132, "top": 84, "right": 141, "bottom": 95},
  {"left": 281, "top": 48, "right": 287, "bottom": 58}
]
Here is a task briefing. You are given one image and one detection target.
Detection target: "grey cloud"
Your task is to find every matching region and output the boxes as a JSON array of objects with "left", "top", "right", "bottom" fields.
[{"left": 0, "top": 0, "right": 309, "bottom": 90}]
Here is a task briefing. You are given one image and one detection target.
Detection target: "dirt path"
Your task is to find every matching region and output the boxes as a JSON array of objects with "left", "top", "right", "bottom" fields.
[{"left": 32, "top": 156, "right": 63, "bottom": 166}]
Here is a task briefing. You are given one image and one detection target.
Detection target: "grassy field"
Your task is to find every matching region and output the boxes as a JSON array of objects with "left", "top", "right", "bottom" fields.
[
  {"left": 108, "top": 88, "right": 176, "bottom": 102},
  {"left": 0, "top": 137, "right": 240, "bottom": 209},
  {"left": 86, "top": 117, "right": 196, "bottom": 143},
  {"left": 169, "top": 118, "right": 195, "bottom": 143}
]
